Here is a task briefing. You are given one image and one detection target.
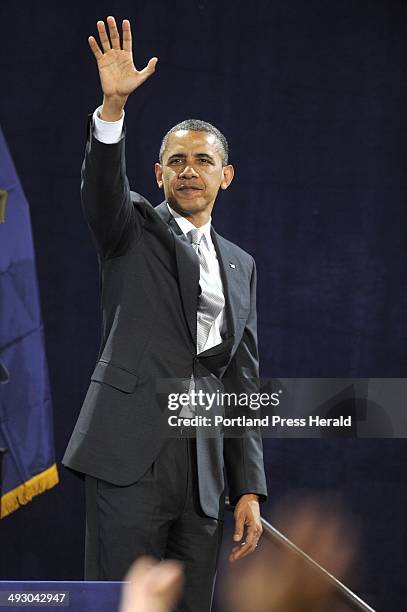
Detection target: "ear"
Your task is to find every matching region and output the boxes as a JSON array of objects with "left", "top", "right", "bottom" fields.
[
  {"left": 220, "top": 164, "right": 234, "bottom": 190},
  {"left": 154, "top": 162, "right": 163, "bottom": 189}
]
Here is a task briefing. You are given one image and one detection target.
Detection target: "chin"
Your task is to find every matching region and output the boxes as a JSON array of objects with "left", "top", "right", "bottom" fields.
[{"left": 170, "top": 199, "right": 205, "bottom": 217}]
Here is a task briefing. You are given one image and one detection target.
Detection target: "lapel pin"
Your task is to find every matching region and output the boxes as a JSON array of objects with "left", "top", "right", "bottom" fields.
[{"left": 229, "top": 262, "right": 236, "bottom": 269}]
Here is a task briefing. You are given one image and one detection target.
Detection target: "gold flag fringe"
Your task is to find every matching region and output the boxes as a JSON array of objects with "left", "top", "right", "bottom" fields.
[{"left": 1, "top": 464, "right": 59, "bottom": 518}]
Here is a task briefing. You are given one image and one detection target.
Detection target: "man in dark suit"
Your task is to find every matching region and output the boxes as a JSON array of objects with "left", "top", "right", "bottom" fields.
[{"left": 63, "top": 16, "right": 267, "bottom": 612}]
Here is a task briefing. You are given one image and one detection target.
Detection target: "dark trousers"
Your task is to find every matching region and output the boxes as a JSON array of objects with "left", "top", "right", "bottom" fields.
[{"left": 85, "top": 437, "right": 224, "bottom": 612}]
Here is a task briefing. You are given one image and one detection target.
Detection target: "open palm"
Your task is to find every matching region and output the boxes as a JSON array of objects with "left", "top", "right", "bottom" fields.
[{"left": 89, "top": 17, "right": 157, "bottom": 99}]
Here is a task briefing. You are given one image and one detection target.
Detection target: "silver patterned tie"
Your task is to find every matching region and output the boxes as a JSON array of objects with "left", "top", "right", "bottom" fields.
[{"left": 188, "top": 228, "right": 225, "bottom": 354}]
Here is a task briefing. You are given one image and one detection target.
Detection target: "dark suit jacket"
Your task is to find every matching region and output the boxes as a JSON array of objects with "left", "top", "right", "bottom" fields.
[{"left": 62, "top": 120, "right": 267, "bottom": 519}]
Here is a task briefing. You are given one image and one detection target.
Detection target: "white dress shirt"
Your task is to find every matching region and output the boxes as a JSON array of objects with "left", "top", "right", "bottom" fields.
[{"left": 92, "top": 107, "right": 226, "bottom": 352}]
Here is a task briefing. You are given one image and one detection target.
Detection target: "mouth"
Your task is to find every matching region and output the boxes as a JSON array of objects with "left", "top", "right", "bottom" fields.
[{"left": 176, "top": 185, "right": 203, "bottom": 191}]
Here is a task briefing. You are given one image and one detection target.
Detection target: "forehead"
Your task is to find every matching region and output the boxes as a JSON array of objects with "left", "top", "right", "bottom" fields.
[{"left": 164, "top": 130, "right": 222, "bottom": 159}]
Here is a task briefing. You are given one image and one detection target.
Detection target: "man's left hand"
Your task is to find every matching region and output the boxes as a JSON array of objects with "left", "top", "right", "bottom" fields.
[{"left": 229, "top": 494, "right": 262, "bottom": 562}]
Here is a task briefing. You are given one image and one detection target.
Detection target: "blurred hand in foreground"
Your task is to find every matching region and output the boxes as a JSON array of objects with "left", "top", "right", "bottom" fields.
[{"left": 119, "top": 557, "right": 183, "bottom": 612}]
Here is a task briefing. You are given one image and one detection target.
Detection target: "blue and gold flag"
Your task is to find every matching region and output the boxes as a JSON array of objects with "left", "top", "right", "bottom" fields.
[{"left": 0, "top": 127, "right": 58, "bottom": 518}]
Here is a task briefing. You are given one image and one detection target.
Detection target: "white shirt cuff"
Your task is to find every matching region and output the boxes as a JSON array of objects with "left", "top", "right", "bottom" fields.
[{"left": 92, "top": 106, "right": 125, "bottom": 144}]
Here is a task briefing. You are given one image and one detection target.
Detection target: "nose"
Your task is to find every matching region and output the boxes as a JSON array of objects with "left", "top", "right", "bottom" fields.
[{"left": 179, "top": 164, "right": 199, "bottom": 178}]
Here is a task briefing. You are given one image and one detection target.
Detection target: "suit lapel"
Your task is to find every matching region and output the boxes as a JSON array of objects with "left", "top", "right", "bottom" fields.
[
  {"left": 154, "top": 202, "right": 199, "bottom": 346},
  {"left": 210, "top": 228, "right": 239, "bottom": 342}
]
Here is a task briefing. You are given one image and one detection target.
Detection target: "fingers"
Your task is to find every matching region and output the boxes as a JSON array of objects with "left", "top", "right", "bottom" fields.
[
  {"left": 230, "top": 528, "right": 261, "bottom": 562},
  {"left": 97, "top": 20, "right": 111, "bottom": 53},
  {"left": 92, "top": 15, "right": 124, "bottom": 53},
  {"left": 88, "top": 36, "right": 103, "bottom": 60},
  {"left": 229, "top": 538, "right": 258, "bottom": 563},
  {"left": 140, "top": 57, "right": 159, "bottom": 75},
  {"left": 138, "top": 57, "right": 159, "bottom": 82},
  {"left": 230, "top": 542, "right": 251, "bottom": 563},
  {"left": 233, "top": 513, "right": 245, "bottom": 543},
  {"left": 230, "top": 517, "right": 262, "bottom": 562},
  {"left": 122, "top": 19, "right": 132, "bottom": 52},
  {"left": 106, "top": 16, "right": 120, "bottom": 50}
]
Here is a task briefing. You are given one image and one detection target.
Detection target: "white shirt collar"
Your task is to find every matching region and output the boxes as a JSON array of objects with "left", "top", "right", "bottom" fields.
[{"left": 166, "top": 203, "right": 212, "bottom": 244}]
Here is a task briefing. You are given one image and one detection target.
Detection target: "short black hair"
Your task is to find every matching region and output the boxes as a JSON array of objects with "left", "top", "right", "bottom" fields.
[{"left": 159, "top": 119, "right": 229, "bottom": 165}]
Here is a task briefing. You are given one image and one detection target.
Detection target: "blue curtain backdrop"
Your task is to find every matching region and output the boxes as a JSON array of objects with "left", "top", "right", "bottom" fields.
[{"left": 0, "top": 1, "right": 406, "bottom": 610}]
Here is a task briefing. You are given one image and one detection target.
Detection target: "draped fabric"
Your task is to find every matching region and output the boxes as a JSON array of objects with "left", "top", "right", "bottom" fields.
[{"left": 0, "top": 128, "right": 58, "bottom": 518}]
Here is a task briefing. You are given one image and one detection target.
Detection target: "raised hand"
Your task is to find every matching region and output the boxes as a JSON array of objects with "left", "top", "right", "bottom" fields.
[{"left": 89, "top": 16, "right": 158, "bottom": 120}]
